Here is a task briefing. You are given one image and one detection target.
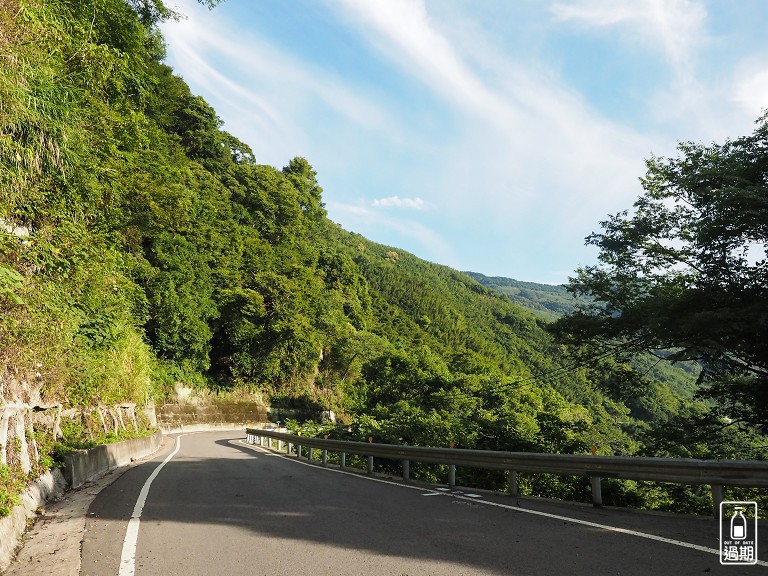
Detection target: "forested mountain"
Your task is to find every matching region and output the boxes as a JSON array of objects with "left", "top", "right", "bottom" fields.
[
  {"left": 1, "top": 0, "right": 765, "bottom": 515},
  {"left": 465, "top": 272, "right": 700, "bottom": 400},
  {"left": 465, "top": 272, "right": 581, "bottom": 321}
]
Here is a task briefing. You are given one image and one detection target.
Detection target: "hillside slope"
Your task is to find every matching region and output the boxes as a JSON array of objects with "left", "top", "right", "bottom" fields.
[
  {"left": 465, "top": 272, "right": 581, "bottom": 321},
  {"left": 466, "top": 271, "right": 700, "bottom": 400}
]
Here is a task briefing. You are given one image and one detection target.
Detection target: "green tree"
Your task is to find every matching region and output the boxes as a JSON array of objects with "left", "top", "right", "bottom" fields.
[
  {"left": 552, "top": 114, "right": 768, "bottom": 427},
  {"left": 282, "top": 157, "right": 327, "bottom": 225},
  {"left": 142, "top": 233, "right": 217, "bottom": 371}
]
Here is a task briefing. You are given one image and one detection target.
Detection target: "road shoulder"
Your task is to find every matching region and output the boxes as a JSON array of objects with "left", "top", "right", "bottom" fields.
[{"left": 2, "top": 436, "right": 172, "bottom": 576}]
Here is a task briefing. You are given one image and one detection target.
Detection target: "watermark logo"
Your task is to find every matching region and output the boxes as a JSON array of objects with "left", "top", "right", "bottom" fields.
[{"left": 720, "top": 501, "right": 758, "bottom": 565}]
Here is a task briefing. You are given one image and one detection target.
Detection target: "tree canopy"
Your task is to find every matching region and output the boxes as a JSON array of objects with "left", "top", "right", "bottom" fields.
[{"left": 553, "top": 114, "right": 768, "bottom": 427}]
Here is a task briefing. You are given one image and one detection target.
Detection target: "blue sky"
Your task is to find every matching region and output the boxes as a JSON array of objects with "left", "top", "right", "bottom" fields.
[{"left": 161, "top": 0, "right": 768, "bottom": 284}]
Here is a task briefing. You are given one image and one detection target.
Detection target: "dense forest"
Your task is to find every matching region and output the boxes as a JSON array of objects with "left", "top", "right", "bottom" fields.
[{"left": 1, "top": 0, "right": 765, "bottom": 516}]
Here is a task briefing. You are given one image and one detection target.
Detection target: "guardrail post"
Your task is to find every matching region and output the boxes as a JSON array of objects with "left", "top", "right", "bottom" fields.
[
  {"left": 403, "top": 460, "right": 410, "bottom": 481},
  {"left": 307, "top": 447, "right": 313, "bottom": 462},
  {"left": 297, "top": 444, "right": 302, "bottom": 458},
  {"left": 508, "top": 470, "right": 518, "bottom": 497},
  {"left": 259, "top": 436, "right": 264, "bottom": 447},
  {"left": 367, "top": 455, "right": 374, "bottom": 474},
  {"left": 340, "top": 452, "right": 346, "bottom": 469},
  {"left": 711, "top": 484, "right": 724, "bottom": 517},
  {"left": 287, "top": 441, "right": 292, "bottom": 454},
  {"left": 278, "top": 439, "right": 283, "bottom": 451},
  {"left": 590, "top": 476, "right": 603, "bottom": 507},
  {"left": 268, "top": 437, "right": 273, "bottom": 449},
  {"left": 448, "top": 465, "right": 456, "bottom": 489},
  {"left": 322, "top": 450, "right": 328, "bottom": 467}
]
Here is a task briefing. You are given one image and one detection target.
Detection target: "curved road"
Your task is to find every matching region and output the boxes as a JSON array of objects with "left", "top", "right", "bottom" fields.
[{"left": 79, "top": 431, "right": 766, "bottom": 575}]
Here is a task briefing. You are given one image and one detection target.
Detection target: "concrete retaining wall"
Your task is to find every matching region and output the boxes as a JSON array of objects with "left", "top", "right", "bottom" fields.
[
  {"left": 0, "top": 468, "right": 67, "bottom": 571},
  {"left": 62, "top": 429, "right": 164, "bottom": 489},
  {"left": 0, "top": 430, "right": 163, "bottom": 572}
]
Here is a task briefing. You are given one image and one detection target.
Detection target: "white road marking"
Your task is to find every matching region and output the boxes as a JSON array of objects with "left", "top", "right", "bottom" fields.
[
  {"left": 118, "top": 434, "right": 184, "bottom": 576},
  {"left": 238, "top": 439, "right": 768, "bottom": 567}
]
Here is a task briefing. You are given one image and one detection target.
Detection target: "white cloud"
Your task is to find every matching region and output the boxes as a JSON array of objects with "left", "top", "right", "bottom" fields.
[
  {"left": 329, "top": 0, "right": 519, "bottom": 127},
  {"left": 549, "top": 0, "right": 715, "bottom": 132},
  {"left": 327, "top": 200, "right": 458, "bottom": 266},
  {"left": 161, "top": 0, "right": 392, "bottom": 165},
  {"left": 328, "top": 0, "right": 654, "bottom": 228},
  {"left": 733, "top": 67, "right": 768, "bottom": 117},
  {"left": 372, "top": 196, "right": 430, "bottom": 210},
  {"left": 549, "top": 0, "right": 707, "bottom": 86}
]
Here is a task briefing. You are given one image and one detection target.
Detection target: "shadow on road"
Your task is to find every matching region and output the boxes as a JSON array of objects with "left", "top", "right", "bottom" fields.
[{"left": 84, "top": 432, "right": 767, "bottom": 576}]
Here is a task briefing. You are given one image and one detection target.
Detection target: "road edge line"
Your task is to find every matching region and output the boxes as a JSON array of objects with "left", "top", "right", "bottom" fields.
[{"left": 118, "top": 434, "right": 184, "bottom": 576}]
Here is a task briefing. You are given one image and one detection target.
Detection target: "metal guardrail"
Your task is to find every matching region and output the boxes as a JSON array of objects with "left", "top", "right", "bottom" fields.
[{"left": 245, "top": 428, "right": 768, "bottom": 515}]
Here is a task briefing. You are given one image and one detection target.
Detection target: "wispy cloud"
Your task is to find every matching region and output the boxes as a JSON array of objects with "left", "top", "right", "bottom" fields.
[
  {"left": 549, "top": 0, "right": 715, "bottom": 131},
  {"left": 372, "top": 196, "right": 430, "bottom": 210},
  {"left": 327, "top": 200, "right": 458, "bottom": 266},
  {"left": 549, "top": 0, "right": 707, "bottom": 86},
  {"left": 328, "top": 0, "right": 653, "bottom": 226},
  {"left": 161, "top": 0, "right": 392, "bottom": 165},
  {"left": 329, "top": 0, "right": 519, "bottom": 127}
]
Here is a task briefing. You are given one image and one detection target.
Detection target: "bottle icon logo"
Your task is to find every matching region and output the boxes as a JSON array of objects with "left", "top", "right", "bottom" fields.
[
  {"left": 731, "top": 506, "right": 747, "bottom": 540},
  {"left": 720, "top": 501, "right": 758, "bottom": 565}
]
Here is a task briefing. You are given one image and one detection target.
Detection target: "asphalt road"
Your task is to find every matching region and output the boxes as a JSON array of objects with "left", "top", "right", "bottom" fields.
[{"left": 79, "top": 431, "right": 767, "bottom": 576}]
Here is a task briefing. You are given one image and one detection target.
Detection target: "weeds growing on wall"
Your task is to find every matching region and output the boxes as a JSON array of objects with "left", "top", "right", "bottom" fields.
[{"left": 0, "top": 463, "right": 25, "bottom": 517}]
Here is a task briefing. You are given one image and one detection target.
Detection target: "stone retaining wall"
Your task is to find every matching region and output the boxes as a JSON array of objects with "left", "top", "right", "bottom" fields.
[{"left": 156, "top": 398, "right": 269, "bottom": 430}]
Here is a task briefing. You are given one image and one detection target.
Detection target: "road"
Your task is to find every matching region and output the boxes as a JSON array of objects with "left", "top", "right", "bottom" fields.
[{"left": 78, "top": 431, "right": 766, "bottom": 576}]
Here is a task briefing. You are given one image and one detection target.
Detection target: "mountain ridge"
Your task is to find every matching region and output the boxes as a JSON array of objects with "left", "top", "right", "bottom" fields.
[{"left": 463, "top": 271, "right": 582, "bottom": 321}]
